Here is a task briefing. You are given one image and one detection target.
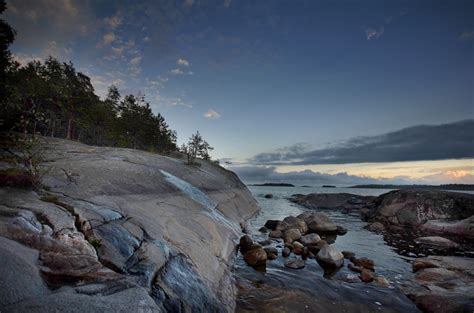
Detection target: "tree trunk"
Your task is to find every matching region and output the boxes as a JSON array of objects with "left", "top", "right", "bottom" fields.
[
  {"left": 51, "top": 119, "right": 55, "bottom": 137},
  {"left": 66, "top": 115, "right": 72, "bottom": 139}
]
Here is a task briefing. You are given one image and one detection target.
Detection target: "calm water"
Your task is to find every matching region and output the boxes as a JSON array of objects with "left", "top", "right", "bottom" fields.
[{"left": 234, "top": 186, "right": 421, "bottom": 313}]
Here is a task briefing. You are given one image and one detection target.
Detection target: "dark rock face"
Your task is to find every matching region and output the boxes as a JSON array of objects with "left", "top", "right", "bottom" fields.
[{"left": 364, "top": 189, "right": 474, "bottom": 227}]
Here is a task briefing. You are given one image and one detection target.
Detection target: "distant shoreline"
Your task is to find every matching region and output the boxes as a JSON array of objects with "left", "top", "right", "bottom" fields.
[
  {"left": 349, "top": 184, "right": 474, "bottom": 191},
  {"left": 249, "top": 183, "right": 295, "bottom": 187}
]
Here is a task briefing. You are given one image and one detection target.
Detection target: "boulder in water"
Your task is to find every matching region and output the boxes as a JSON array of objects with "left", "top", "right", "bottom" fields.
[
  {"left": 316, "top": 244, "right": 344, "bottom": 268},
  {"left": 239, "top": 235, "right": 254, "bottom": 254},
  {"left": 283, "top": 216, "right": 308, "bottom": 234},
  {"left": 283, "top": 228, "right": 301, "bottom": 243},
  {"left": 244, "top": 247, "right": 267, "bottom": 267},
  {"left": 299, "top": 233, "right": 321, "bottom": 246}
]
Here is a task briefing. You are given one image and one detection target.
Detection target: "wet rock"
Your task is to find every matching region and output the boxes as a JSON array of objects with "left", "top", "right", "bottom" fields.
[
  {"left": 244, "top": 248, "right": 267, "bottom": 267},
  {"left": 336, "top": 225, "right": 347, "bottom": 235},
  {"left": 359, "top": 269, "right": 374, "bottom": 282},
  {"left": 342, "top": 251, "right": 355, "bottom": 259},
  {"left": 258, "top": 239, "right": 272, "bottom": 246},
  {"left": 264, "top": 247, "right": 278, "bottom": 255},
  {"left": 267, "top": 253, "right": 278, "bottom": 260},
  {"left": 316, "top": 244, "right": 344, "bottom": 268},
  {"left": 284, "top": 242, "right": 294, "bottom": 249},
  {"left": 283, "top": 228, "right": 301, "bottom": 243},
  {"left": 351, "top": 257, "right": 375, "bottom": 271},
  {"left": 284, "top": 259, "right": 305, "bottom": 269},
  {"left": 239, "top": 235, "right": 254, "bottom": 254},
  {"left": 283, "top": 216, "right": 308, "bottom": 234},
  {"left": 305, "top": 213, "right": 338, "bottom": 234},
  {"left": 293, "top": 242, "right": 304, "bottom": 255},
  {"left": 269, "top": 230, "right": 282, "bottom": 238},
  {"left": 373, "top": 276, "right": 389, "bottom": 287},
  {"left": 348, "top": 263, "right": 363, "bottom": 273},
  {"left": 282, "top": 247, "right": 291, "bottom": 257},
  {"left": 258, "top": 226, "right": 268, "bottom": 233},
  {"left": 264, "top": 194, "right": 273, "bottom": 199},
  {"left": 299, "top": 233, "right": 321, "bottom": 246},
  {"left": 367, "top": 221, "right": 385, "bottom": 232},
  {"left": 344, "top": 274, "right": 361, "bottom": 283},
  {"left": 264, "top": 220, "right": 288, "bottom": 231},
  {"left": 415, "top": 236, "right": 459, "bottom": 250}
]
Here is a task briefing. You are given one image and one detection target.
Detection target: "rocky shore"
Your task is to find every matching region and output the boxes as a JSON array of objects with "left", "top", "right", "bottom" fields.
[
  {"left": 287, "top": 189, "right": 474, "bottom": 312},
  {"left": 0, "top": 137, "right": 259, "bottom": 312}
]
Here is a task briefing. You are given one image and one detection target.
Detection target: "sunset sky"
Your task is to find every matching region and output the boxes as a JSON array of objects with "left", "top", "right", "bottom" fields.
[{"left": 5, "top": 0, "right": 473, "bottom": 184}]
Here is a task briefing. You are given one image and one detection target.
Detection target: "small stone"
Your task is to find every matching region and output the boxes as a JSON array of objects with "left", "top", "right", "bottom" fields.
[
  {"left": 258, "top": 240, "right": 272, "bottom": 246},
  {"left": 353, "top": 257, "right": 375, "bottom": 271},
  {"left": 264, "top": 194, "right": 273, "bottom": 199},
  {"left": 373, "top": 276, "right": 389, "bottom": 287},
  {"left": 360, "top": 269, "right": 375, "bottom": 282},
  {"left": 244, "top": 248, "right": 267, "bottom": 267},
  {"left": 344, "top": 274, "right": 361, "bottom": 283},
  {"left": 342, "top": 251, "right": 355, "bottom": 259},
  {"left": 282, "top": 247, "right": 291, "bottom": 257},
  {"left": 269, "top": 230, "right": 282, "bottom": 238},
  {"left": 283, "top": 228, "right": 302, "bottom": 243},
  {"left": 348, "top": 263, "right": 363, "bottom": 273},
  {"left": 258, "top": 226, "right": 268, "bottom": 233},
  {"left": 284, "top": 259, "right": 305, "bottom": 269},
  {"left": 239, "top": 235, "right": 253, "bottom": 254},
  {"left": 264, "top": 247, "right": 278, "bottom": 255},
  {"left": 368, "top": 222, "right": 385, "bottom": 232},
  {"left": 299, "top": 233, "right": 321, "bottom": 246}
]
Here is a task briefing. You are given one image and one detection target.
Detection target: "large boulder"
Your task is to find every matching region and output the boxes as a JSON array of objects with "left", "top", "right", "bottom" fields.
[
  {"left": 315, "top": 244, "right": 344, "bottom": 268},
  {"left": 304, "top": 213, "right": 338, "bottom": 233},
  {"left": 366, "top": 189, "right": 474, "bottom": 227},
  {"left": 282, "top": 216, "right": 308, "bottom": 234}
]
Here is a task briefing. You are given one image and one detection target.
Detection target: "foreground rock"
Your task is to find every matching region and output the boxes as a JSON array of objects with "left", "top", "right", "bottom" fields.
[
  {"left": 421, "top": 216, "right": 474, "bottom": 238},
  {"left": 0, "top": 137, "right": 259, "bottom": 312},
  {"left": 406, "top": 256, "right": 474, "bottom": 313}
]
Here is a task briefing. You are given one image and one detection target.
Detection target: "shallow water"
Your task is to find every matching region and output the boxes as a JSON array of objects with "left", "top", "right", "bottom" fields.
[{"left": 234, "top": 186, "right": 421, "bottom": 312}]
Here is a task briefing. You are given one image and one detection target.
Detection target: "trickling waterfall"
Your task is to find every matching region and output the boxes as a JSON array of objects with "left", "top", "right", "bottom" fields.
[{"left": 160, "top": 170, "right": 239, "bottom": 233}]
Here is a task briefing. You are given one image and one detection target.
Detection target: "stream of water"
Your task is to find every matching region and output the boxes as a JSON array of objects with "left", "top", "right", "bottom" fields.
[{"left": 234, "top": 185, "right": 421, "bottom": 313}]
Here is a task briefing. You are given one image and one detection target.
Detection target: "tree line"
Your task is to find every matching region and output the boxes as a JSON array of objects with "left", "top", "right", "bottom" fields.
[{"left": 0, "top": 0, "right": 183, "bottom": 154}]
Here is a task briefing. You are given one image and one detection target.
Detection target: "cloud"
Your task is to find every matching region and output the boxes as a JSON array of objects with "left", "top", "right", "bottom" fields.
[
  {"left": 250, "top": 120, "right": 474, "bottom": 165},
  {"left": 170, "top": 68, "right": 184, "bottom": 75},
  {"left": 365, "top": 27, "right": 384, "bottom": 40},
  {"left": 204, "top": 108, "right": 221, "bottom": 119},
  {"left": 177, "top": 58, "right": 190, "bottom": 66},
  {"left": 103, "top": 32, "right": 116, "bottom": 45},
  {"left": 459, "top": 31, "right": 474, "bottom": 41},
  {"left": 229, "top": 166, "right": 412, "bottom": 185},
  {"left": 130, "top": 56, "right": 142, "bottom": 65},
  {"left": 105, "top": 14, "right": 122, "bottom": 29}
]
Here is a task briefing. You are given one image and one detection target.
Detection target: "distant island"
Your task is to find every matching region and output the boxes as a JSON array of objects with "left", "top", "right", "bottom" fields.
[
  {"left": 349, "top": 184, "right": 474, "bottom": 191},
  {"left": 250, "top": 183, "right": 295, "bottom": 187},
  {"left": 322, "top": 185, "right": 336, "bottom": 188}
]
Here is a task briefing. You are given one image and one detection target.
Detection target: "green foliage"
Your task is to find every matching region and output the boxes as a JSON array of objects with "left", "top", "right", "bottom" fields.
[{"left": 181, "top": 131, "right": 214, "bottom": 164}]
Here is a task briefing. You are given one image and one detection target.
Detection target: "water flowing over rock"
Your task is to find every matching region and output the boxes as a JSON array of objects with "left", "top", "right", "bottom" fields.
[{"left": 0, "top": 137, "right": 259, "bottom": 312}]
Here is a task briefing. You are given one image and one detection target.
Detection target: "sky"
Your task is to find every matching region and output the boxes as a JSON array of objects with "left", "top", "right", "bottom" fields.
[{"left": 4, "top": 0, "right": 474, "bottom": 185}]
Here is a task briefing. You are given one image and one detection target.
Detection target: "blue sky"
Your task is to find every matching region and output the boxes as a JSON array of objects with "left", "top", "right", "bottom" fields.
[{"left": 4, "top": 0, "right": 474, "bottom": 184}]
